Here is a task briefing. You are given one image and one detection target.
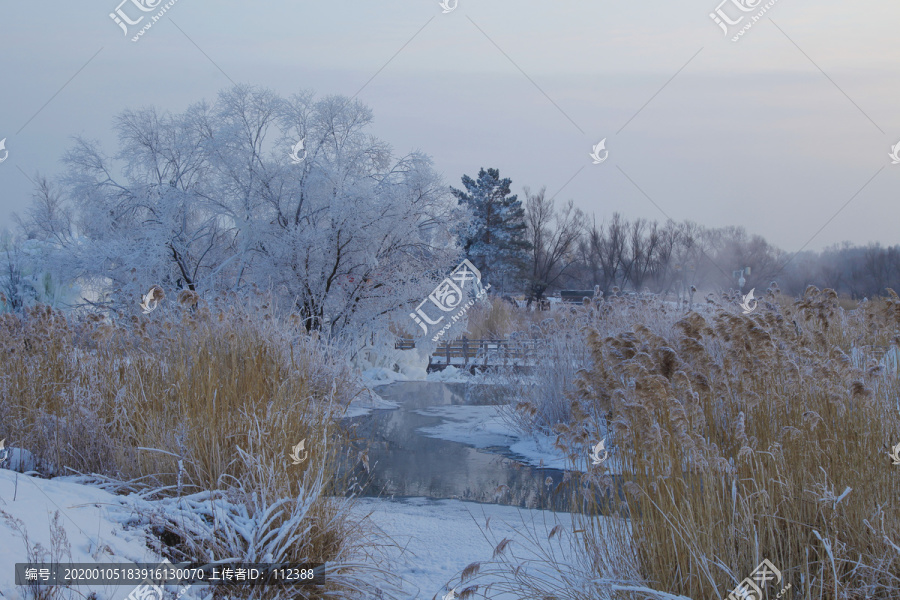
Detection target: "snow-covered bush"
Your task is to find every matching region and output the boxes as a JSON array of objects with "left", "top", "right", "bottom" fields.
[
  {"left": 0, "top": 232, "right": 79, "bottom": 313},
  {"left": 0, "top": 298, "right": 382, "bottom": 599}
]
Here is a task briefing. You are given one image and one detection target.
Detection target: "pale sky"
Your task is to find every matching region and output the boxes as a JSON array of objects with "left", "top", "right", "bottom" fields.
[{"left": 0, "top": 0, "right": 897, "bottom": 252}]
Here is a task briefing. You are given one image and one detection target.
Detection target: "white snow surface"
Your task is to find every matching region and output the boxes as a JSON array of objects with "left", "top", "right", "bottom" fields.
[
  {"left": 424, "top": 365, "right": 470, "bottom": 383},
  {"left": 413, "top": 404, "right": 619, "bottom": 472},
  {"left": 0, "top": 470, "right": 169, "bottom": 600},
  {"left": 0, "top": 470, "right": 585, "bottom": 600},
  {"left": 352, "top": 496, "right": 578, "bottom": 600}
]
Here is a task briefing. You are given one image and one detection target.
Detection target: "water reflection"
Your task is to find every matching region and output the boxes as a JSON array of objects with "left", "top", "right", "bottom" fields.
[{"left": 341, "top": 382, "right": 570, "bottom": 510}]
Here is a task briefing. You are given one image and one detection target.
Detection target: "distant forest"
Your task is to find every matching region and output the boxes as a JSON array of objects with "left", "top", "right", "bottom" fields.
[{"left": 451, "top": 171, "right": 900, "bottom": 301}]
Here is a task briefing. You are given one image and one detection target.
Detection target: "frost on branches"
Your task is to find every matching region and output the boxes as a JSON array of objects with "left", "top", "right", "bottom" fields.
[
  {"left": 11, "top": 85, "right": 467, "bottom": 338},
  {"left": 451, "top": 167, "right": 530, "bottom": 293}
]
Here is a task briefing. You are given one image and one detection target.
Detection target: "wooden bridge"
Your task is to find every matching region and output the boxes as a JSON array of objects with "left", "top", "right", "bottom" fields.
[{"left": 395, "top": 337, "right": 543, "bottom": 371}]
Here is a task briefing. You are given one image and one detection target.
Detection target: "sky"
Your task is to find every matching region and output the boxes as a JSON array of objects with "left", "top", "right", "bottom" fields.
[{"left": 0, "top": 0, "right": 897, "bottom": 253}]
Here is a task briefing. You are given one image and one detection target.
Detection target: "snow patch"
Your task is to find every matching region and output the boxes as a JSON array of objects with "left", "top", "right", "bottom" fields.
[
  {"left": 352, "top": 496, "right": 578, "bottom": 600},
  {"left": 0, "top": 470, "right": 166, "bottom": 600},
  {"left": 344, "top": 387, "right": 400, "bottom": 418},
  {"left": 358, "top": 347, "right": 430, "bottom": 385},
  {"left": 415, "top": 405, "right": 515, "bottom": 448},
  {"left": 413, "top": 402, "right": 620, "bottom": 472},
  {"left": 413, "top": 405, "right": 582, "bottom": 470},
  {"left": 426, "top": 365, "right": 469, "bottom": 382}
]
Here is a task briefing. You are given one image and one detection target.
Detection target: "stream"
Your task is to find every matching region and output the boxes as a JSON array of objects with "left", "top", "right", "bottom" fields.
[{"left": 342, "top": 381, "right": 572, "bottom": 510}]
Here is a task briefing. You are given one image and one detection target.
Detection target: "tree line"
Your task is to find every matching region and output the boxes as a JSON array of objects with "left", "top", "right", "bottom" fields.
[
  {"left": 1, "top": 85, "right": 897, "bottom": 336},
  {"left": 453, "top": 167, "right": 900, "bottom": 302}
]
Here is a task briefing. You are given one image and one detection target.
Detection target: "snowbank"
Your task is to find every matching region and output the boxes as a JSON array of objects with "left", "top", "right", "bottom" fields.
[
  {"left": 358, "top": 347, "right": 430, "bottom": 386},
  {"left": 0, "top": 471, "right": 585, "bottom": 600},
  {"left": 352, "top": 496, "right": 577, "bottom": 600},
  {"left": 0, "top": 470, "right": 167, "bottom": 600}
]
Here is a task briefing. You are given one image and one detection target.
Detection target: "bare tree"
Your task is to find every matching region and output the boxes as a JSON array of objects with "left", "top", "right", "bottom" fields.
[
  {"left": 14, "top": 175, "right": 74, "bottom": 246},
  {"left": 523, "top": 187, "right": 584, "bottom": 304},
  {"left": 0, "top": 232, "right": 27, "bottom": 311},
  {"left": 598, "top": 213, "right": 628, "bottom": 293},
  {"left": 628, "top": 218, "right": 664, "bottom": 291}
]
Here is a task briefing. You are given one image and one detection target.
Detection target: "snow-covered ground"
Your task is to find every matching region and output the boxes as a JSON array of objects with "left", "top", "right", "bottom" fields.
[
  {"left": 351, "top": 496, "right": 577, "bottom": 600},
  {"left": 0, "top": 469, "right": 580, "bottom": 600},
  {"left": 0, "top": 469, "right": 169, "bottom": 600}
]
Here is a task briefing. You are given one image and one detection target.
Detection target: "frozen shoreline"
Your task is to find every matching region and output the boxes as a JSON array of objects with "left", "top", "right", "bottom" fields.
[
  {"left": 0, "top": 469, "right": 581, "bottom": 600},
  {"left": 351, "top": 377, "right": 616, "bottom": 472},
  {"left": 351, "top": 496, "right": 578, "bottom": 599}
]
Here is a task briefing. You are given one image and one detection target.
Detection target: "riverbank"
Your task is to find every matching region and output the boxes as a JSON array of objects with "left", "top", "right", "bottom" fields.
[
  {"left": 0, "top": 468, "right": 581, "bottom": 600},
  {"left": 350, "top": 496, "right": 578, "bottom": 599}
]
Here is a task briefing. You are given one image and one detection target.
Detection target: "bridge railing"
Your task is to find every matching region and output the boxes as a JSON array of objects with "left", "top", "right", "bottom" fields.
[{"left": 395, "top": 337, "right": 542, "bottom": 367}]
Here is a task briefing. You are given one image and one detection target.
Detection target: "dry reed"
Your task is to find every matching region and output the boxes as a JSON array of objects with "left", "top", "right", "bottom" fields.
[
  {"left": 563, "top": 287, "right": 900, "bottom": 599},
  {"left": 0, "top": 295, "right": 382, "bottom": 599}
]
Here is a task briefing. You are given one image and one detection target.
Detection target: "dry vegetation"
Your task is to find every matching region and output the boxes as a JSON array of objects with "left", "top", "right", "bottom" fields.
[
  {"left": 497, "top": 287, "right": 900, "bottom": 598},
  {"left": 0, "top": 296, "right": 386, "bottom": 599},
  {"left": 463, "top": 296, "right": 541, "bottom": 339}
]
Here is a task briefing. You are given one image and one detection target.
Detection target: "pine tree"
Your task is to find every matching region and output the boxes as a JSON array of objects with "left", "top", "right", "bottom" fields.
[{"left": 451, "top": 168, "right": 531, "bottom": 291}]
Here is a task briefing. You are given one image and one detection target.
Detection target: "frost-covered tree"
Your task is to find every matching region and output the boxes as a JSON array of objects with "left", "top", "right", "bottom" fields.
[
  {"left": 260, "top": 91, "right": 464, "bottom": 334},
  {"left": 18, "top": 85, "right": 464, "bottom": 336},
  {"left": 0, "top": 230, "right": 76, "bottom": 312},
  {"left": 451, "top": 168, "right": 530, "bottom": 291}
]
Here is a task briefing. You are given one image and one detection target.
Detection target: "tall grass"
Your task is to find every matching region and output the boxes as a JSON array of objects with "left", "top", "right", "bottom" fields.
[
  {"left": 501, "top": 293, "right": 683, "bottom": 435},
  {"left": 560, "top": 287, "right": 900, "bottom": 599},
  {"left": 464, "top": 296, "right": 546, "bottom": 340},
  {"left": 0, "top": 296, "right": 386, "bottom": 599},
  {"left": 472, "top": 288, "right": 900, "bottom": 598}
]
